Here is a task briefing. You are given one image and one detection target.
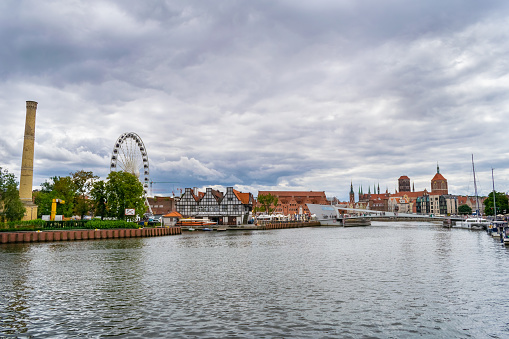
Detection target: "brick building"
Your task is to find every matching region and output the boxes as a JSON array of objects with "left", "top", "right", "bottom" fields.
[{"left": 256, "top": 191, "right": 328, "bottom": 216}]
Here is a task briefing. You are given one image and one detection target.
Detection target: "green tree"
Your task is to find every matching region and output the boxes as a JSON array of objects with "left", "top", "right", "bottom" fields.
[
  {"left": 34, "top": 176, "right": 76, "bottom": 218},
  {"left": 483, "top": 191, "right": 509, "bottom": 216},
  {"left": 257, "top": 193, "right": 279, "bottom": 214},
  {"left": 458, "top": 204, "right": 472, "bottom": 215},
  {"left": 105, "top": 171, "right": 146, "bottom": 220},
  {"left": 90, "top": 180, "right": 108, "bottom": 220},
  {"left": 71, "top": 170, "right": 99, "bottom": 219},
  {"left": 0, "top": 167, "right": 26, "bottom": 222}
]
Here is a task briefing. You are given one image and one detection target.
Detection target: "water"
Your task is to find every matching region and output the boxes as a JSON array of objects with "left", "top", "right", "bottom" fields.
[{"left": 2, "top": 222, "right": 509, "bottom": 338}]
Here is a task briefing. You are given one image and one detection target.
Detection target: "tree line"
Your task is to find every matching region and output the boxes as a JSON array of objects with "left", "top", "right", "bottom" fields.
[{"left": 0, "top": 168, "right": 147, "bottom": 222}]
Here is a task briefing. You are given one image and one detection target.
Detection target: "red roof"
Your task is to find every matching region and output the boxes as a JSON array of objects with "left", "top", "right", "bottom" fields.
[
  {"left": 163, "top": 211, "right": 183, "bottom": 218},
  {"left": 233, "top": 189, "right": 252, "bottom": 204},
  {"left": 399, "top": 176, "right": 410, "bottom": 180},
  {"left": 432, "top": 173, "right": 446, "bottom": 181}
]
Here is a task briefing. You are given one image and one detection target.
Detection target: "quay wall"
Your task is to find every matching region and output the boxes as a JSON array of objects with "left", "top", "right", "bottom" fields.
[
  {"left": 369, "top": 217, "right": 443, "bottom": 222},
  {"left": 261, "top": 221, "right": 320, "bottom": 230},
  {"left": 0, "top": 227, "right": 182, "bottom": 244}
]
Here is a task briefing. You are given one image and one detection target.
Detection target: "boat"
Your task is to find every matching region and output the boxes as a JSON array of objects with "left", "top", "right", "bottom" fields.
[
  {"left": 453, "top": 155, "right": 488, "bottom": 230},
  {"left": 455, "top": 217, "right": 490, "bottom": 230},
  {"left": 499, "top": 225, "right": 509, "bottom": 244},
  {"left": 177, "top": 218, "right": 217, "bottom": 227},
  {"left": 488, "top": 220, "right": 508, "bottom": 237},
  {"left": 202, "top": 228, "right": 213, "bottom": 231},
  {"left": 187, "top": 228, "right": 195, "bottom": 232},
  {"left": 343, "top": 217, "right": 371, "bottom": 227},
  {"left": 486, "top": 169, "right": 505, "bottom": 236},
  {"left": 306, "top": 204, "right": 343, "bottom": 226}
]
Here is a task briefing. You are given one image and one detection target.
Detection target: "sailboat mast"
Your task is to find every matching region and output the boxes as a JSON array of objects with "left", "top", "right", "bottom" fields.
[
  {"left": 472, "top": 154, "right": 480, "bottom": 217},
  {"left": 492, "top": 168, "right": 497, "bottom": 220}
]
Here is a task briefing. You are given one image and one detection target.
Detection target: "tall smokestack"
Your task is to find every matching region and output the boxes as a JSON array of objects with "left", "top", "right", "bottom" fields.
[{"left": 19, "top": 101, "right": 38, "bottom": 202}]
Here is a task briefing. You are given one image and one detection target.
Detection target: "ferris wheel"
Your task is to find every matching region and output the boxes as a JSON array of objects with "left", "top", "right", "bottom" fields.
[{"left": 110, "top": 132, "right": 150, "bottom": 196}]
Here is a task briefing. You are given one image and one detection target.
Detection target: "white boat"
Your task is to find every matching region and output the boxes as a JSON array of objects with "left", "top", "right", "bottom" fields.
[
  {"left": 306, "top": 204, "right": 343, "bottom": 226},
  {"left": 454, "top": 217, "right": 490, "bottom": 230},
  {"left": 453, "top": 155, "right": 488, "bottom": 231}
]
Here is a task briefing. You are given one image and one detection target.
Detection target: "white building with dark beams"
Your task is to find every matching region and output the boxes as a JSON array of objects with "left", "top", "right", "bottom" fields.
[{"left": 176, "top": 187, "right": 254, "bottom": 225}]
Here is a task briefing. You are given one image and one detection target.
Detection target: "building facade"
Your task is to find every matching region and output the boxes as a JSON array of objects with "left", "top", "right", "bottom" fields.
[
  {"left": 256, "top": 191, "right": 329, "bottom": 216},
  {"left": 176, "top": 187, "right": 253, "bottom": 225}
]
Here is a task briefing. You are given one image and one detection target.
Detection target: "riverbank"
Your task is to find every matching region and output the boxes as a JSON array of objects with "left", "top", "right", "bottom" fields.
[
  {"left": 179, "top": 221, "right": 321, "bottom": 231},
  {"left": 0, "top": 226, "right": 181, "bottom": 244}
]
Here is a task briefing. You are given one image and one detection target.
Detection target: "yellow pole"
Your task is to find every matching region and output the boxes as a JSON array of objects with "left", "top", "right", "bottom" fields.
[{"left": 50, "top": 199, "right": 65, "bottom": 221}]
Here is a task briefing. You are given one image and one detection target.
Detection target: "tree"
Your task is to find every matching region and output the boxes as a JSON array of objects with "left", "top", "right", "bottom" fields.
[
  {"left": 71, "top": 170, "right": 99, "bottom": 218},
  {"left": 105, "top": 171, "right": 146, "bottom": 220},
  {"left": 34, "top": 176, "right": 76, "bottom": 218},
  {"left": 0, "top": 167, "right": 26, "bottom": 222},
  {"left": 483, "top": 191, "right": 509, "bottom": 216},
  {"left": 257, "top": 193, "right": 279, "bottom": 214},
  {"left": 458, "top": 204, "right": 472, "bottom": 215},
  {"left": 90, "top": 180, "right": 108, "bottom": 219}
]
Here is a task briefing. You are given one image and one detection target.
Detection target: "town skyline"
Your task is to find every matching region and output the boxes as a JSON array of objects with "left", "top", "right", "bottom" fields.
[{"left": 1, "top": 1, "right": 508, "bottom": 202}]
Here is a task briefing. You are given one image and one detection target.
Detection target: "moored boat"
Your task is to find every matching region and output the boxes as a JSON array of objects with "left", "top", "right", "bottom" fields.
[
  {"left": 454, "top": 217, "right": 490, "bottom": 230},
  {"left": 177, "top": 218, "right": 217, "bottom": 227},
  {"left": 488, "top": 220, "right": 508, "bottom": 237},
  {"left": 501, "top": 226, "right": 509, "bottom": 244},
  {"left": 343, "top": 217, "right": 371, "bottom": 227}
]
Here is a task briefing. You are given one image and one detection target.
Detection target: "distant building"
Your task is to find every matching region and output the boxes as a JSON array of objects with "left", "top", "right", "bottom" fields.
[
  {"left": 352, "top": 164, "right": 453, "bottom": 214},
  {"left": 176, "top": 187, "right": 253, "bottom": 225},
  {"left": 457, "top": 195, "right": 486, "bottom": 215},
  {"left": 431, "top": 165, "right": 448, "bottom": 195},
  {"left": 398, "top": 176, "right": 411, "bottom": 192},
  {"left": 256, "top": 191, "right": 328, "bottom": 216},
  {"left": 147, "top": 196, "right": 176, "bottom": 218}
]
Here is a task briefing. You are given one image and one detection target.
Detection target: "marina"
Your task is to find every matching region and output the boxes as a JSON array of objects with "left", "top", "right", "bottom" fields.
[{"left": 2, "top": 221, "right": 509, "bottom": 338}]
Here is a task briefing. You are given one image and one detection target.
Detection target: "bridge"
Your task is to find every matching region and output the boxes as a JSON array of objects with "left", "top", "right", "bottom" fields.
[{"left": 336, "top": 206, "right": 447, "bottom": 223}]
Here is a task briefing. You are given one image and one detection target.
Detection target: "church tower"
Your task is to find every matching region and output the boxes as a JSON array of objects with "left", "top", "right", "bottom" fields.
[
  {"left": 349, "top": 181, "right": 355, "bottom": 204},
  {"left": 431, "top": 163, "right": 448, "bottom": 195}
]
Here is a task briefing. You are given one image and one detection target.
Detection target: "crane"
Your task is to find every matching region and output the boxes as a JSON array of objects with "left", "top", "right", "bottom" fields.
[
  {"left": 149, "top": 181, "right": 180, "bottom": 197},
  {"left": 50, "top": 199, "right": 65, "bottom": 221}
]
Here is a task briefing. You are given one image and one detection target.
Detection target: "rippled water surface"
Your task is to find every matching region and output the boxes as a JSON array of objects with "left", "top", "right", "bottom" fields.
[{"left": 2, "top": 222, "right": 509, "bottom": 338}]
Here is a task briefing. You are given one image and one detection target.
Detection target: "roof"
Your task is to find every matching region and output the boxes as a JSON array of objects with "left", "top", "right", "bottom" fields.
[
  {"left": 233, "top": 189, "right": 252, "bottom": 204},
  {"left": 399, "top": 176, "right": 410, "bottom": 180},
  {"left": 432, "top": 173, "right": 446, "bottom": 181},
  {"left": 258, "top": 191, "right": 326, "bottom": 198},
  {"left": 163, "top": 211, "right": 183, "bottom": 218}
]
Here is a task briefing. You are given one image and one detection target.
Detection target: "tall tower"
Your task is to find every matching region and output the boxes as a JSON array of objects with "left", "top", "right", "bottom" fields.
[
  {"left": 349, "top": 181, "right": 355, "bottom": 204},
  {"left": 431, "top": 163, "right": 448, "bottom": 195},
  {"left": 398, "top": 175, "right": 411, "bottom": 192},
  {"left": 19, "top": 101, "right": 38, "bottom": 220}
]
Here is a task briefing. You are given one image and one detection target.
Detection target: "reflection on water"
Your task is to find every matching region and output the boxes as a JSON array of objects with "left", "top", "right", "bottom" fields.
[{"left": 1, "top": 222, "right": 509, "bottom": 338}]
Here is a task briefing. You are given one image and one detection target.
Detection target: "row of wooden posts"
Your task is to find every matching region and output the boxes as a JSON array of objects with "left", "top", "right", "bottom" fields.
[{"left": 0, "top": 227, "right": 182, "bottom": 244}]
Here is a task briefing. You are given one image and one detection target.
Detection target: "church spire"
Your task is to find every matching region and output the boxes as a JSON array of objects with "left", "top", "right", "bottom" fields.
[{"left": 437, "top": 162, "right": 440, "bottom": 174}]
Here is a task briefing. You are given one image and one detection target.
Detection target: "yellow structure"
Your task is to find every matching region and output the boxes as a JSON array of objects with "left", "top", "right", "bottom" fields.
[
  {"left": 19, "top": 101, "right": 38, "bottom": 220},
  {"left": 50, "top": 199, "right": 65, "bottom": 221}
]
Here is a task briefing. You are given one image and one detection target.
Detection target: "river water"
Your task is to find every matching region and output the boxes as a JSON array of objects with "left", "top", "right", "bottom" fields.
[{"left": 1, "top": 222, "right": 509, "bottom": 338}]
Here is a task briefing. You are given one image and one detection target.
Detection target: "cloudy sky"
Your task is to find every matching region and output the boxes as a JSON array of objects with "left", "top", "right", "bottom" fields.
[{"left": 1, "top": 0, "right": 509, "bottom": 201}]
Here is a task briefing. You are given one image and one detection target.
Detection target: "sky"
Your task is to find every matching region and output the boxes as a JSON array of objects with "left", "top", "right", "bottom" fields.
[{"left": 1, "top": 0, "right": 509, "bottom": 201}]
